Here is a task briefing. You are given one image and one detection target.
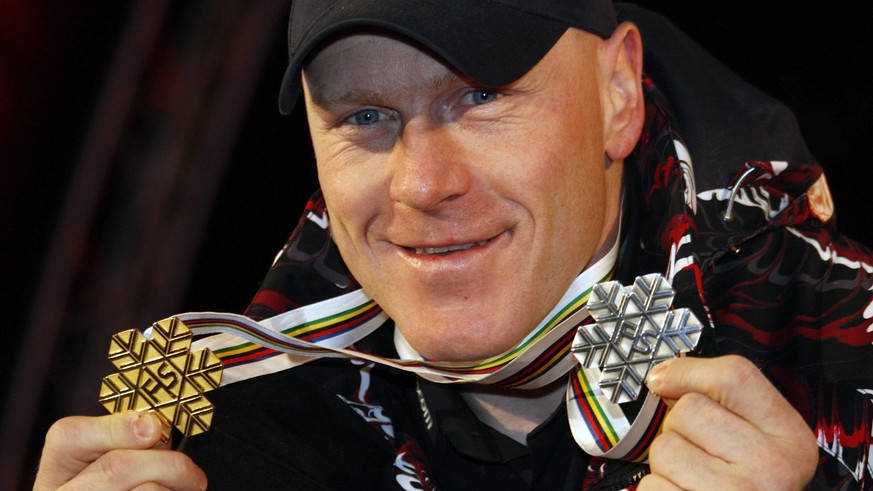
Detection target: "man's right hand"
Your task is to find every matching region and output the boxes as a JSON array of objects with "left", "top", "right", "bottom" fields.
[{"left": 34, "top": 412, "right": 207, "bottom": 490}]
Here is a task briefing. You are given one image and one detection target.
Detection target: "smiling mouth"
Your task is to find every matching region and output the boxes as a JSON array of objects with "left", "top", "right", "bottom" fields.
[{"left": 406, "top": 240, "right": 489, "bottom": 255}]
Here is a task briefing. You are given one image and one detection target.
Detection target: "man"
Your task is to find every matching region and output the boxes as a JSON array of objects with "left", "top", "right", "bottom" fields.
[{"left": 34, "top": 1, "right": 871, "bottom": 489}]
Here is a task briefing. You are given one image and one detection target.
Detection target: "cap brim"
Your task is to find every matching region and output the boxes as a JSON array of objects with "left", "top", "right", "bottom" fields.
[{"left": 279, "top": 0, "right": 569, "bottom": 114}]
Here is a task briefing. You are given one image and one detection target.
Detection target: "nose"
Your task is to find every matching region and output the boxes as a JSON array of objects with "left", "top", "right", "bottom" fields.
[{"left": 388, "top": 122, "right": 472, "bottom": 211}]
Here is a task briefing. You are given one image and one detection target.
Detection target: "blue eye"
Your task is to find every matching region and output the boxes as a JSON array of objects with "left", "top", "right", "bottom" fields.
[
  {"left": 470, "top": 89, "right": 499, "bottom": 105},
  {"left": 350, "top": 109, "right": 383, "bottom": 125}
]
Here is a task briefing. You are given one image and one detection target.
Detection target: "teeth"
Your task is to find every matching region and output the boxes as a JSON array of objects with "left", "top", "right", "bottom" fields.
[{"left": 413, "top": 240, "right": 487, "bottom": 255}]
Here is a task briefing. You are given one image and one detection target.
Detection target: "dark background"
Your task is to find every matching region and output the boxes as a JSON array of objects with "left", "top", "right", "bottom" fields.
[{"left": 1, "top": 1, "right": 870, "bottom": 488}]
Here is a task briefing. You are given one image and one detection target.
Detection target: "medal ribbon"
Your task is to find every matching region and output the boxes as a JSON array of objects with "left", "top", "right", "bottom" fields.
[{"left": 170, "top": 238, "right": 664, "bottom": 460}]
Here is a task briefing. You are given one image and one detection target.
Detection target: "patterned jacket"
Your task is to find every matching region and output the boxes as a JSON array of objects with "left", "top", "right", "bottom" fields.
[{"left": 187, "top": 5, "right": 873, "bottom": 490}]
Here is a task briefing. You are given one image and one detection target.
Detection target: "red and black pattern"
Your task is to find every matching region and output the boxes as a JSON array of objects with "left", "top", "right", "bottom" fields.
[
  {"left": 245, "top": 192, "right": 359, "bottom": 321},
  {"left": 220, "top": 73, "right": 873, "bottom": 488},
  {"left": 188, "top": 8, "right": 873, "bottom": 484},
  {"left": 629, "top": 65, "right": 873, "bottom": 488}
]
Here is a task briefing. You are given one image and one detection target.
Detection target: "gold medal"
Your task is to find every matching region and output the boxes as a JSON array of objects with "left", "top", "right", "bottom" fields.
[{"left": 98, "top": 317, "right": 223, "bottom": 438}]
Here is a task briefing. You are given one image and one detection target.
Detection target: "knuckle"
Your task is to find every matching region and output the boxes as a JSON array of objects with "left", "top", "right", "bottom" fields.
[
  {"left": 96, "top": 449, "right": 136, "bottom": 481},
  {"left": 721, "top": 354, "right": 757, "bottom": 381},
  {"left": 647, "top": 431, "right": 676, "bottom": 467},
  {"left": 157, "top": 450, "right": 204, "bottom": 485},
  {"left": 672, "top": 391, "right": 707, "bottom": 414},
  {"left": 716, "top": 354, "right": 759, "bottom": 392},
  {"left": 167, "top": 451, "right": 197, "bottom": 476},
  {"left": 664, "top": 391, "right": 711, "bottom": 429},
  {"left": 44, "top": 419, "right": 67, "bottom": 446},
  {"left": 44, "top": 416, "right": 82, "bottom": 451}
]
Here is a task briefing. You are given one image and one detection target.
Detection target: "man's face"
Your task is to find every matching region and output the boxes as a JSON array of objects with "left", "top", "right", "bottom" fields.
[{"left": 302, "top": 29, "right": 622, "bottom": 361}]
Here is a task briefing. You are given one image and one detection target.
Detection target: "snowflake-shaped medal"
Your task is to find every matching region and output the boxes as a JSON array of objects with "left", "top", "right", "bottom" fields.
[
  {"left": 98, "top": 317, "right": 223, "bottom": 437},
  {"left": 572, "top": 273, "right": 703, "bottom": 404}
]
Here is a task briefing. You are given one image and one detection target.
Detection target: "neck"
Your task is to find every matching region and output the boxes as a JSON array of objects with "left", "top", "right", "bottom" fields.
[
  {"left": 459, "top": 377, "right": 567, "bottom": 445},
  {"left": 457, "top": 173, "right": 624, "bottom": 445}
]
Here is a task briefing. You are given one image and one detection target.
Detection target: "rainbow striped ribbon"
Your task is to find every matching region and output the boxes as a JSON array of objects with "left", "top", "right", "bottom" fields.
[
  {"left": 567, "top": 365, "right": 666, "bottom": 460},
  {"left": 175, "top": 239, "right": 662, "bottom": 461}
]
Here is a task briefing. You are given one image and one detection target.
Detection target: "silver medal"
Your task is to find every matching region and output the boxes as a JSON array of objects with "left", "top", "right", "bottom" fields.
[{"left": 572, "top": 273, "right": 703, "bottom": 404}]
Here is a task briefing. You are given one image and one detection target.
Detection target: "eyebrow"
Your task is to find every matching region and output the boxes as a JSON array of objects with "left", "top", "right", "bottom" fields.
[
  {"left": 306, "top": 71, "right": 463, "bottom": 107},
  {"left": 307, "top": 86, "right": 387, "bottom": 107}
]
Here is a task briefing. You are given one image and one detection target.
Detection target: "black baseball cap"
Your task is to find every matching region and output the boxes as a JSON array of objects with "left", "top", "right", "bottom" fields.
[{"left": 278, "top": 0, "right": 618, "bottom": 114}]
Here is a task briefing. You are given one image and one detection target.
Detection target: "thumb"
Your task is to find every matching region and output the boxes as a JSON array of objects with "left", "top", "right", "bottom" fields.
[
  {"left": 646, "top": 355, "right": 803, "bottom": 437},
  {"left": 37, "top": 412, "right": 169, "bottom": 489}
]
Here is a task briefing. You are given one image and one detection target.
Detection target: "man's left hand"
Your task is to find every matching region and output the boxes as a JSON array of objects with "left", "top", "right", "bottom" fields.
[{"left": 639, "top": 355, "right": 818, "bottom": 490}]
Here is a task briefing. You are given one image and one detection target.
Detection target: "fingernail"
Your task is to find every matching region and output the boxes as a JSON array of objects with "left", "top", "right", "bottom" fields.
[
  {"left": 646, "top": 359, "right": 674, "bottom": 391},
  {"left": 133, "top": 412, "right": 156, "bottom": 440}
]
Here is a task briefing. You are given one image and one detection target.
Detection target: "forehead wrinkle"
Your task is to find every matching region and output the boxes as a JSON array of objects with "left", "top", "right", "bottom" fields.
[{"left": 305, "top": 62, "right": 464, "bottom": 109}]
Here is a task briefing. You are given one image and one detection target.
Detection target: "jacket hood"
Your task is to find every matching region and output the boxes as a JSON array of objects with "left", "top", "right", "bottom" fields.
[{"left": 617, "top": 3, "right": 815, "bottom": 190}]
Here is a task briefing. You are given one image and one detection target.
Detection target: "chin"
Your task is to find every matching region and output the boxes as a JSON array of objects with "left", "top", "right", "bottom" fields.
[{"left": 400, "top": 316, "right": 530, "bottom": 362}]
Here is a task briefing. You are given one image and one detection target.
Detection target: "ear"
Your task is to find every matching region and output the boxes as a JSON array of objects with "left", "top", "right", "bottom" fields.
[{"left": 599, "top": 22, "right": 644, "bottom": 161}]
